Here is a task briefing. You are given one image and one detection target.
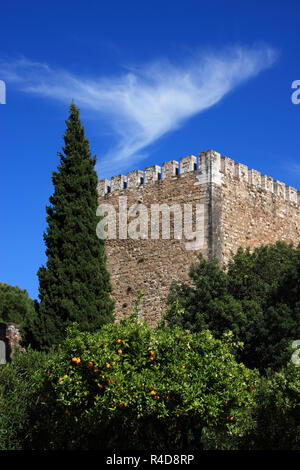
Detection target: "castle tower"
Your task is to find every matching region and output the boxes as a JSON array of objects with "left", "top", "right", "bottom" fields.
[{"left": 97, "top": 150, "right": 300, "bottom": 326}]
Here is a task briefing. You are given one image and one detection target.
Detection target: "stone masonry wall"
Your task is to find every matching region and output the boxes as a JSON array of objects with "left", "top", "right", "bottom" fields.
[
  {"left": 98, "top": 149, "right": 300, "bottom": 326},
  {"left": 219, "top": 155, "right": 300, "bottom": 263},
  {"left": 98, "top": 155, "right": 212, "bottom": 326}
]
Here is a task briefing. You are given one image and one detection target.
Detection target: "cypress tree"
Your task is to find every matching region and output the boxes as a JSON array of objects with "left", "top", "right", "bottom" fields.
[{"left": 37, "top": 102, "right": 114, "bottom": 349}]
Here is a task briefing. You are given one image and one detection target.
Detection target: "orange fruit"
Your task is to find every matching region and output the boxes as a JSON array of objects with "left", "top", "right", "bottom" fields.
[
  {"left": 249, "top": 385, "right": 254, "bottom": 390},
  {"left": 106, "top": 363, "right": 111, "bottom": 369},
  {"left": 182, "top": 365, "right": 185, "bottom": 369},
  {"left": 155, "top": 396, "right": 160, "bottom": 401},
  {"left": 150, "top": 390, "right": 155, "bottom": 395},
  {"left": 166, "top": 396, "right": 170, "bottom": 401},
  {"left": 118, "top": 402, "right": 123, "bottom": 407},
  {"left": 58, "top": 377, "right": 62, "bottom": 381},
  {"left": 98, "top": 384, "right": 103, "bottom": 389},
  {"left": 94, "top": 369, "right": 99, "bottom": 373},
  {"left": 88, "top": 362, "right": 93, "bottom": 368},
  {"left": 72, "top": 357, "right": 78, "bottom": 363},
  {"left": 229, "top": 416, "right": 234, "bottom": 421},
  {"left": 117, "top": 339, "right": 122, "bottom": 344},
  {"left": 149, "top": 350, "right": 154, "bottom": 356},
  {"left": 108, "top": 379, "right": 113, "bottom": 384},
  {"left": 117, "top": 349, "right": 122, "bottom": 354},
  {"left": 149, "top": 357, "right": 154, "bottom": 361}
]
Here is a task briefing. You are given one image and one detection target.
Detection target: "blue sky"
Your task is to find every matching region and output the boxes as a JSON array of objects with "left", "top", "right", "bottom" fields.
[{"left": 0, "top": 0, "right": 299, "bottom": 300}]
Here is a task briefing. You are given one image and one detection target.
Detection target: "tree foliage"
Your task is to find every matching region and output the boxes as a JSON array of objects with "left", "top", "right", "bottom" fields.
[
  {"left": 37, "top": 102, "right": 114, "bottom": 349},
  {"left": 31, "top": 317, "right": 258, "bottom": 450},
  {"left": 1, "top": 318, "right": 298, "bottom": 450},
  {"left": 242, "top": 360, "right": 300, "bottom": 450},
  {"left": 165, "top": 242, "right": 300, "bottom": 372},
  {"left": 0, "top": 282, "right": 39, "bottom": 347},
  {"left": 0, "top": 347, "right": 49, "bottom": 450}
]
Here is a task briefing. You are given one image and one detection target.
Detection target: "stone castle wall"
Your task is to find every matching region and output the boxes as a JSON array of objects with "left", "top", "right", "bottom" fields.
[{"left": 98, "top": 150, "right": 300, "bottom": 325}]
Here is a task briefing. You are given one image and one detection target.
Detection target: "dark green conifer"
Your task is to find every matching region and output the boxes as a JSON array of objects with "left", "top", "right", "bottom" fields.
[{"left": 37, "top": 102, "right": 114, "bottom": 349}]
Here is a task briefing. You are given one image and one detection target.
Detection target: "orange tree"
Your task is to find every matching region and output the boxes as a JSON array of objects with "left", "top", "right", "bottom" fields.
[{"left": 32, "top": 314, "right": 259, "bottom": 450}]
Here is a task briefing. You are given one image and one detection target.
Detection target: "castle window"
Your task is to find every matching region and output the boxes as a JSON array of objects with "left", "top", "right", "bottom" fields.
[
  {"left": 140, "top": 177, "right": 144, "bottom": 185},
  {"left": 194, "top": 163, "right": 197, "bottom": 171},
  {"left": 158, "top": 172, "right": 161, "bottom": 180},
  {"left": 175, "top": 167, "right": 179, "bottom": 176},
  {"left": 123, "top": 181, "right": 127, "bottom": 189},
  {"left": 107, "top": 186, "right": 111, "bottom": 193}
]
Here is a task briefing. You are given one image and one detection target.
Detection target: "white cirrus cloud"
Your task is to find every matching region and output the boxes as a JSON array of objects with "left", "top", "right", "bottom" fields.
[{"left": 0, "top": 45, "right": 277, "bottom": 178}]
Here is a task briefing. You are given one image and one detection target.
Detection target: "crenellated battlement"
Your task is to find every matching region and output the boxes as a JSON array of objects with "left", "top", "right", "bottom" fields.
[{"left": 98, "top": 149, "right": 300, "bottom": 206}]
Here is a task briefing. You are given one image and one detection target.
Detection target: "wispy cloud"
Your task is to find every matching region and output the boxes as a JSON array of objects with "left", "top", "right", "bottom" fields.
[
  {"left": 289, "top": 163, "right": 300, "bottom": 178},
  {"left": 0, "top": 45, "right": 277, "bottom": 177}
]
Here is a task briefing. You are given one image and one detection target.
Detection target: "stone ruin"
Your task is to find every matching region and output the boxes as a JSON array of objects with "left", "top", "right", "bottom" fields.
[{"left": 0, "top": 322, "right": 24, "bottom": 364}]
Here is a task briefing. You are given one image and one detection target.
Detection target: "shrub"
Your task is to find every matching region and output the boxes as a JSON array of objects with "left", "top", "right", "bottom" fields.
[
  {"left": 0, "top": 347, "right": 49, "bottom": 450},
  {"left": 241, "top": 359, "right": 300, "bottom": 450},
  {"left": 33, "top": 316, "right": 259, "bottom": 450}
]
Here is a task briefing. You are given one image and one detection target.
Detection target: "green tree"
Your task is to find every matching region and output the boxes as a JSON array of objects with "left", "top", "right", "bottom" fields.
[
  {"left": 241, "top": 360, "right": 300, "bottom": 450},
  {"left": 164, "top": 242, "right": 300, "bottom": 372},
  {"left": 32, "top": 318, "right": 258, "bottom": 450},
  {"left": 37, "top": 102, "right": 114, "bottom": 350},
  {"left": 0, "top": 283, "right": 39, "bottom": 347}
]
